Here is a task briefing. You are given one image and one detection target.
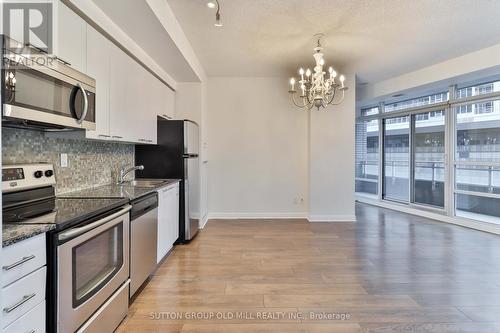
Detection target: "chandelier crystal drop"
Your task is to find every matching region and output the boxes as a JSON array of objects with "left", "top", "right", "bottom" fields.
[{"left": 288, "top": 34, "right": 348, "bottom": 110}]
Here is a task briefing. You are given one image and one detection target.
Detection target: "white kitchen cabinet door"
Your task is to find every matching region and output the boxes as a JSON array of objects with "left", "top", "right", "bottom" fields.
[
  {"left": 157, "top": 187, "right": 171, "bottom": 263},
  {"left": 53, "top": 1, "right": 87, "bottom": 72},
  {"left": 2, "top": 300, "right": 45, "bottom": 333},
  {"left": 109, "top": 46, "right": 157, "bottom": 144},
  {"left": 1, "top": 267, "right": 46, "bottom": 328},
  {"left": 151, "top": 77, "right": 164, "bottom": 119},
  {"left": 109, "top": 45, "right": 130, "bottom": 142},
  {"left": 136, "top": 68, "right": 156, "bottom": 144},
  {"left": 2, "top": 234, "right": 46, "bottom": 288},
  {"left": 169, "top": 184, "right": 180, "bottom": 245},
  {"left": 157, "top": 184, "right": 180, "bottom": 263},
  {"left": 85, "top": 25, "right": 110, "bottom": 140}
]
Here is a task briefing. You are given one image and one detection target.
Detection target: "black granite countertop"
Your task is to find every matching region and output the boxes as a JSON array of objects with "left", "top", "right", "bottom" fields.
[
  {"left": 3, "top": 197, "right": 130, "bottom": 231},
  {"left": 2, "top": 179, "right": 180, "bottom": 247},
  {"left": 2, "top": 223, "right": 55, "bottom": 247},
  {"left": 59, "top": 179, "right": 181, "bottom": 200}
]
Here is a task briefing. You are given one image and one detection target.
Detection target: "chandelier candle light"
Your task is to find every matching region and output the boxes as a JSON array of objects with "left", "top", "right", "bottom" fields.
[{"left": 288, "top": 34, "right": 348, "bottom": 110}]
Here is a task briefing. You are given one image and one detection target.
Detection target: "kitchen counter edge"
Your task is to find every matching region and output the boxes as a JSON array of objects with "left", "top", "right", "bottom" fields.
[{"left": 2, "top": 223, "right": 55, "bottom": 247}]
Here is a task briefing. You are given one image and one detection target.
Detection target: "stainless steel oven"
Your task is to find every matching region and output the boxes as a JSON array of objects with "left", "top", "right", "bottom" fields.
[
  {"left": 57, "top": 205, "right": 131, "bottom": 333},
  {"left": 1, "top": 35, "right": 96, "bottom": 130}
]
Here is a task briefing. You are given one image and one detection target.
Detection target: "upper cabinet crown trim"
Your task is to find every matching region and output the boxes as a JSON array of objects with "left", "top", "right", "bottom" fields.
[{"left": 62, "top": 0, "right": 176, "bottom": 91}]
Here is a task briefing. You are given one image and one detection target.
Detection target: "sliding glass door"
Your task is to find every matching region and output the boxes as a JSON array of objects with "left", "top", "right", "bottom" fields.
[
  {"left": 355, "top": 119, "right": 379, "bottom": 196},
  {"left": 454, "top": 98, "right": 500, "bottom": 224},
  {"left": 382, "top": 111, "right": 446, "bottom": 207},
  {"left": 412, "top": 110, "right": 446, "bottom": 208},
  {"left": 383, "top": 116, "right": 410, "bottom": 202}
]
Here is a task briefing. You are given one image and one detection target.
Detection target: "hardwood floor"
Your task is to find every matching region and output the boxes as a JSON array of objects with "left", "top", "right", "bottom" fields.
[{"left": 116, "top": 203, "right": 500, "bottom": 333}]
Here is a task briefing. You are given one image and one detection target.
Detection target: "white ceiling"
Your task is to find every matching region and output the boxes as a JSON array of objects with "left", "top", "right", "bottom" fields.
[
  {"left": 167, "top": 0, "right": 500, "bottom": 83},
  {"left": 93, "top": 0, "right": 199, "bottom": 82}
]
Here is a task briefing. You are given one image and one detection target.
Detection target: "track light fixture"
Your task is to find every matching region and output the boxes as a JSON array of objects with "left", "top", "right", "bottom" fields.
[{"left": 207, "top": 0, "right": 222, "bottom": 27}]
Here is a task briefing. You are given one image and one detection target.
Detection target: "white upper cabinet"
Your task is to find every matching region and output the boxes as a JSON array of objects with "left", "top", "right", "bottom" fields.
[
  {"left": 85, "top": 25, "right": 110, "bottom": 140},
  {"left": 50, "top": 1, "right": 173, "bottom": 145},
  {"left": 109, "top": 44, "right": 131, "bottom": 142},
  {"left": 150, "top": 77, "right": 163, "bottom": 120},
  {"left": 53, "top": 1, "right": 87, "bottom": 72},
  {"left": 140, "top": 69, "right": 158, "bottom": 144},
  {"left": 108, "top": 47, "right": 157, "bottom": 144}
]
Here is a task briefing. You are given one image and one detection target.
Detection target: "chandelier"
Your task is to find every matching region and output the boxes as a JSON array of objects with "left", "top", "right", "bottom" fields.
[{"left": 288, "top": 34, "right": 348, "bottom": 110}]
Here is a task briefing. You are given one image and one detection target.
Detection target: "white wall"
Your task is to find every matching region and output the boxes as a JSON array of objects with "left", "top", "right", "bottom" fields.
[
  {"left": 309, "top": 73, "right": 356, "bottom": 221},
  {"left": 207, "top": 77, "right": 309, "bottom": 218},
  {"left": 176, "top": 83, "right": 202, "bottom": 123}
]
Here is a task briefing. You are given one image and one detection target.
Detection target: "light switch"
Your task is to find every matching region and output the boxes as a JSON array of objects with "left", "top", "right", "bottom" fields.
[{"left": 60, "top": 153, "right": 68, "bottom": 168}]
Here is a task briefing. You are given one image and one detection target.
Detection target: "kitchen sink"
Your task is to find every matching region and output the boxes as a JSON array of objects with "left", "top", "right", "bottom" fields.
[{"left": 118, "top": 180, "right": 167, "bottom": 187}]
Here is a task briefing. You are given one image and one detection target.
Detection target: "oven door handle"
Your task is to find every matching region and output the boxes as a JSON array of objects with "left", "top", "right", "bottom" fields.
[
  {"left": 58, "top": 205, "right": 131, "bottom": 242},
  {"left": 76, "top": 82, "right": 88, "bottom": 125}
]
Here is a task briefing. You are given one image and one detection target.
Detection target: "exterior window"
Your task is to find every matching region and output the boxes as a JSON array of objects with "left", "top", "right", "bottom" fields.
[
  {"left": 385, "top": 92, "right": 449, "bottom": 113},
  {"left": 455, "top": 99, "right": 500, "bottom": 162},
  {"left": 355, "top": 119, "right": 379, "bottom": 195},
  {"left": 456, "top": 80, "right": 500, "bottom": 98},
  {"left": 361, "top": 106, "right": 379, "bottom": 116},
  {"left": 454, "top": 99, "right": 500, "bottom": 224},
  {"left": 383, "top": 116, "right": 410, "bottom": 202},
  {"left": 355, "top": 78, "right": 500, "bottom": 226},
  {"left": 412, "top": 111, "right": 445, "bottom": 207}
]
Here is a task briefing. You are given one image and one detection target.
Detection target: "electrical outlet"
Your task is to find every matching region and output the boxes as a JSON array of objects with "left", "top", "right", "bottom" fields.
[{"left": 60, "top": 153, "right": 68, "bottom": 168}]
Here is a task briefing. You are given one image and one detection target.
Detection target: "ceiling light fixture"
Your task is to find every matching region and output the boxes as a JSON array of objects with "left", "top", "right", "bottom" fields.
[
  {"left": 288, "top": 34, "right": 348, "bottom": 110},
  {"left": 207, "top": 0, "right": 222, "bottom": 27}
]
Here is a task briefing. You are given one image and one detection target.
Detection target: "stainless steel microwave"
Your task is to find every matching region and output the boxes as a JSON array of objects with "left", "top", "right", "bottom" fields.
[{"left": 1, "top": 36, "right": 96, "bottom": 131}]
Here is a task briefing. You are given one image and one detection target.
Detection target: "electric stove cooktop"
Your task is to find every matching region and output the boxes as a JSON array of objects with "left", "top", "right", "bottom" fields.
[{"left": 2, "top": 197, "right": 129, "bottom": 231}]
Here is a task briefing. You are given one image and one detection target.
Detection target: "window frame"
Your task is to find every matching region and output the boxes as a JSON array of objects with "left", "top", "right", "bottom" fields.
[
  {"left": 356, "top": 82, "right": 500, "bottom": 225},
  {"left": 355, "top": 118, "right": 380, "bottom": 197}
]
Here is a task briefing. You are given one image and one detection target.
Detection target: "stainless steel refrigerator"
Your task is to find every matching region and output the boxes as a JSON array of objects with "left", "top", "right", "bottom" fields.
[{"left": 135, "top": 118, "right": 199, "bottom": 242}]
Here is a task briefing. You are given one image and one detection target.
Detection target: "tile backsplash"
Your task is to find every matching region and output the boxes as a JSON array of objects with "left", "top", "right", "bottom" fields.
[{"left": 2, "top": 128, "right": 134, "bottom": 194}]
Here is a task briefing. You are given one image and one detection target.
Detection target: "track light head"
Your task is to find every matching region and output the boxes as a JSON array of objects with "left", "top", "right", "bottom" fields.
[{"left": 214, "top": 11, "right": 222, "bottom": 27}]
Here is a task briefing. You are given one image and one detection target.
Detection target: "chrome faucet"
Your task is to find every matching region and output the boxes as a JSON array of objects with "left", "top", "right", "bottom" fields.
[{"left": 117, "top": 165, "right": 144, "bottom": 184}]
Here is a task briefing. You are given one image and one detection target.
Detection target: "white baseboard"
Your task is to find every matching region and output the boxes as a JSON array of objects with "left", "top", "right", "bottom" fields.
[
  {"left": 206, "top": 212, "right": 357, "bottom": 222},
  {"left": 356, "top": 196, "right": 500, "bottom": 235},
  {"left": 199, "top": 214, "right": 209, "bottom": 229},
  {"left": 307, "top": 215, "right": 357, "bottom": 222},
  {"left": 207, "top": 212, "right": 308, "bottom": 219}
]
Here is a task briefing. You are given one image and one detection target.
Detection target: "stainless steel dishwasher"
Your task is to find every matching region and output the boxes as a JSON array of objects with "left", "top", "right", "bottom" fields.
[{"left": 130, "top": 192, "right": 158, "bottom": 298}]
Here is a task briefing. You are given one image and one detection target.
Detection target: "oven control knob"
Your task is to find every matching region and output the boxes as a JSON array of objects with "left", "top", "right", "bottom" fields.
[
  {"left": 34, "top": 170, "right": 43, "bottom": 178},
  {"left": 45, "top": 170, "right": 54, "bottom": 177}
]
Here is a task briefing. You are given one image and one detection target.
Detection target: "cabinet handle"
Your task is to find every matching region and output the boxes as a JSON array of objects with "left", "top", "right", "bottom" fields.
[
  {"left": 146, "top": 139, "right": 153, "bottom": 143},
  {"left": 112, "top": 136, "right": 123, "bottom": 139},
  {"left": 2, "top": 255, "right": 35, "bottom": 271},
  {"left": 3, "top": 293, "right": 36, "bottom": 313},
  {"left": 26, "top": 330, "right": 36, "bottom": 333},
  {"left": 98, "top": 134, "right": 111, "bottom": 138}
]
